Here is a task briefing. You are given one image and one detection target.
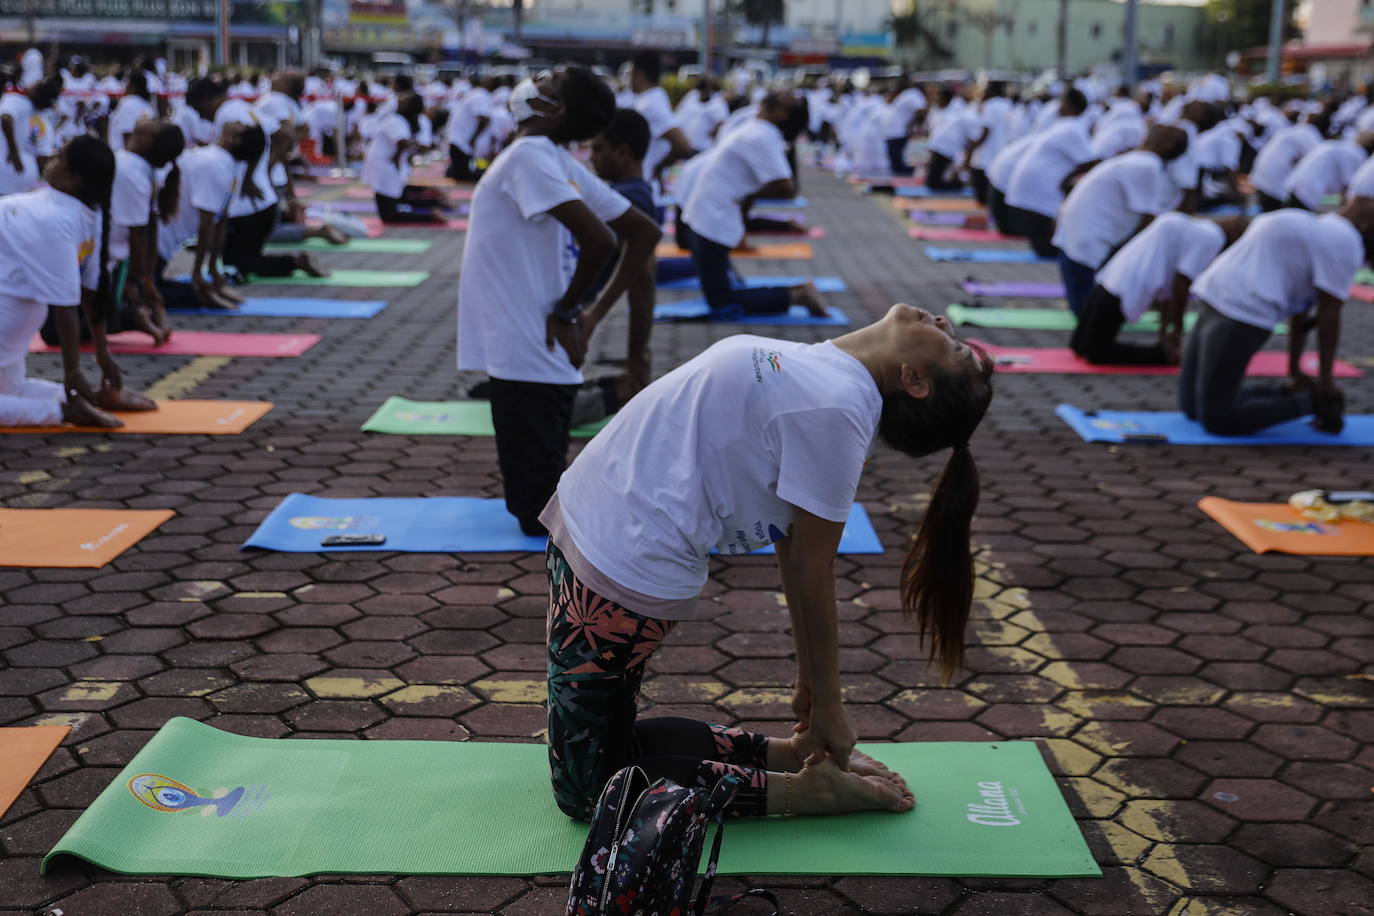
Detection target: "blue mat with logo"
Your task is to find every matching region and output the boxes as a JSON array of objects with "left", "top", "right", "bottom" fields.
[
  {"left": 1055, "top": 404, "right": 1374, "bottom": 446},
  {"left": 924, "top": 247, "right": 1055, "bottom": 264},
  {"left": 243, "top": 495, "right": 882, "bottom": 554}
]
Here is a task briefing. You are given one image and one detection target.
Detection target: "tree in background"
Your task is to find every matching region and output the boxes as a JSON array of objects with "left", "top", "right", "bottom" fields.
[
  {"left": 738, "top": 0, "right": 785, "bottom": 47},
  {"left": 1203, "top": 0, "right": 1300, "bottom": 58},
  {"left": 890, "top": 1, "right": 954, "bottom": 67},
  {"left": 963, "top": 3, "right": 1017, "bottom": 70}
]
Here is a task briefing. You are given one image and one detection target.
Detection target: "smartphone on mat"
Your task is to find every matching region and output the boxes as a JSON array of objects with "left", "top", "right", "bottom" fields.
[{"left": 321, "top": 534, "right": 387, "bottom": 546}]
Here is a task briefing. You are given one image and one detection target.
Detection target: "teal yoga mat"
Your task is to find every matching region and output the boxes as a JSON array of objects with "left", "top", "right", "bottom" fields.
[
  {"left": 946, "top": 304, "right": 1197, "bottom": 333},
  {"left": 361, "top": 397, "right": 609, "bottom": 437},
  {"left": 263, "top": 238, "right": 433, "bottom": 254},
  {"left": 44, "top": 718, "right": 1100, "bottom": 879}
]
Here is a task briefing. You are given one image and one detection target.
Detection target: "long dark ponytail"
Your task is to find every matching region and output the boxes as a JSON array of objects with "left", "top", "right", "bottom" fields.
[
  {"left": 877, "top": 346, "right": 994, "bottom": 683},
  {"left": 64, "top": 135, "right": 117, "bottom": 324},
  {"left": 153, "top": 123, "right": 186, "bottom": 223}
]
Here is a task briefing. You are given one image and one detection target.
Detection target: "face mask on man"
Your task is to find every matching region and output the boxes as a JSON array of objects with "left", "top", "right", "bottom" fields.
[{"left": 510, "top": 74, "right": 561, "bottom": 122}]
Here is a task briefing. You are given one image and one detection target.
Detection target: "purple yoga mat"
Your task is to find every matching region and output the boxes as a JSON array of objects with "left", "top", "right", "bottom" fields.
[
  {"left": 912, "top": 212, "right": 969, "bottom": 226},
  {"left": 962, "top": 281, "right": 1066, "bottom": 298}
]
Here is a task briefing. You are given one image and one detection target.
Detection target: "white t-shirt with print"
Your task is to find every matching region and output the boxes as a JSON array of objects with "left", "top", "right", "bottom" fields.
[
  {"left": 110, "top": 149, "right": 158, "bottom": 262},
  {"left": 682, "top": 118, "right": 791, "bottom": 249},
  {"left": 362, "top": 113, "right": 412, "bottom": 199},
  {"left": 1097, "top": 212, "right": 1226, "bottom": 321},
  {"left": 159, "top": 145, "right": 242, "bottom": 261},
  {"left": 636, "top": 86, "right": 677, "bottom": 179},
  {"left": 1052, "top": 151, "right": 1172, "bottom": 269},
  {"left": 554, "top": 336, "right": 881, "bottom": 606},
  {"left": 214, "top": 98, "right": 279, "bottom": 217},
  {"left": 1284, "top": 140, "right": 1367, "bottom": 210},
  {"left": 1191, "top": 210, "right": 1364, "bottom": 329},
  {"left": 0, "top": 187, "right": 101, "bottom": 308},
  {"left": 1005, "top": 117, "right": 1093, "bottom": 218},
  {"left": 457, "top": 136, "right": 630, "bottom": 385}
]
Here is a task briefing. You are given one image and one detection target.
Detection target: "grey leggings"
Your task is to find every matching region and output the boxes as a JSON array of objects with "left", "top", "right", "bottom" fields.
[{"left": 1178, "top": 302, "right": 1311, "bottom": 435}]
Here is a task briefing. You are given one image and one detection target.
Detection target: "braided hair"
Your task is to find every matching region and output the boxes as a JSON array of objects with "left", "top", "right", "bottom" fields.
[{"left": 63, "top": 135, "right": 117, "bottom": 324}]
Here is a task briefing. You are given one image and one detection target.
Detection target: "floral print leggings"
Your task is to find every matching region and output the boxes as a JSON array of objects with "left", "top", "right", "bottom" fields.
[{"left": 546, "top": 543, "right": 772, "bottom": 821}]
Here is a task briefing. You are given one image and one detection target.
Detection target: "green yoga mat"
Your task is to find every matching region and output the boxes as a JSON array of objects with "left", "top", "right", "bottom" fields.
[
  {"left": 362, "top": 397, "right": 610, "bottom": 438},
  {"left": 946, "top": 304, "right": 1197, "bottom": 333},
  {"left": 263, "top": 238, "right": 433, "bottom": 254},
  {"left": 252, "top": 269, "right": 429, "bottom": 287},
  {"left": 43, "top": 718, "right": 1099, "bottom": 879}
]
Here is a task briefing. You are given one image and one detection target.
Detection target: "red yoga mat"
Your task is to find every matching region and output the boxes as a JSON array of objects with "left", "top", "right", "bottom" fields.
[
  {"left": 30, "top": 331, "right": 320, "bottom": 358},
  {"left": 971, "top": 340, "right": 1362, "bottom": 378},
  {"left": 909, "top": 226, "right": 1022, "bottom": 243}
]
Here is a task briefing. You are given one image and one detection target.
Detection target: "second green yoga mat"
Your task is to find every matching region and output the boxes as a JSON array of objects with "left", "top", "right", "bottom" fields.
[
  {"left": 946, "top": 304, "right": 1197, "bottom": 333},
  {"left": 263, "top": 238, "right": 433, "bottom": 254},
  {"left": 362, "top": 397, "right": 609, "bottom": 438},
  {"left": 44, "top": 718, "right": 1099, "bottom": 879}
]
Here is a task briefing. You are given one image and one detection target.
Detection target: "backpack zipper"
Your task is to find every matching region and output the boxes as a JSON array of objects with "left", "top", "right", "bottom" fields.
[{"left": 598, "top": 769, "right": 645, "bottom": 914}]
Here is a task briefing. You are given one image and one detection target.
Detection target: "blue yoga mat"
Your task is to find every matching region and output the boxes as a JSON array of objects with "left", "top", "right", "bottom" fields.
[
  {"left": 924, "top": 247, "right": 1054, "bottom": 264},
  {"left": 169, "top": 298, "right": 387, "bottom": 319},
  {"left": 1199, "top": 203, "right": 1261, "bottom": 217},
  {"left": 894, "top": 186, "right": 975, "bottom": 198},
  {"left": 658, "top": 276, "right": 847, "bottom": 292},
  {"left": 654, "top": 301, "right": 851, "bottom": 326},
  {"left": 755, "top": 197, "right": 808, "bottom": 208},
  {"left": 244, "top": 495, "right": 883, "bottom": 554},
  {"left": 1056, "top": 404, "right": 1374, "bottom": 446}
]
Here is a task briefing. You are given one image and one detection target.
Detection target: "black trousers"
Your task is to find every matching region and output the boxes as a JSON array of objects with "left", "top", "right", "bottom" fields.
[
  {"left": 224, "top": 205, "right": 298, "bottom": 278},
  {"left": 1071, "top": 286, "right": 1169, "bottom": 365},
  {"left": 1257, "top": 191, "right": 1285, "bottom": 213},
  {"left": 375, "top": 188, "right": 443, "bottom": 224},
  {"left": 970, "top": 169, "right": 989, "bottom": 205},
  {"left": 886, "top": 136, "right": 914, "bottom": 176},
  {"left": 987, "top": 186, "right": 1019, "bottom": 235},
  {"left": 1010, "top": 207, "right": 1058, "bottom": 258},
  {"left": 447, "top": 144, "right": 480, "bottom": 181},
  {"left": 1179, "top": 302, "right": 1311, "bottom": 435},
  {"left": 925, "top": 151, "right": 963, "bottom": 191},
  {"left": 488, "top": 377, "right": 579, "bottom": 535}
]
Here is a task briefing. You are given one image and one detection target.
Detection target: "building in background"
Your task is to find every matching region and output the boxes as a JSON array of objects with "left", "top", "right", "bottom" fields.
[{"left": 1284, "top": 0, "right": 1373, "bottom": 87}]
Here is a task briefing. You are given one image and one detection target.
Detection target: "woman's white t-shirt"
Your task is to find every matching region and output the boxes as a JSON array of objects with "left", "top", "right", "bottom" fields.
[
  {"left": 457, "top": 135, "right": 630, "bottom": 386},
  {"left": 1191, "top": 210, "right": 1364, "bottom": 329},
  {"left": 0, "top": 93, "right": 47, "bottom": 195},
  {"left": 1249, "top": 123, "right": 1321, "bottom": 200},
  {"left": 158, "top": 145, "right": 241, "bottom": 261},
  {"left": 1051, "top": 150, "right": 1172, "bottom": 270},
  {"left": 682, "top": 118, "right": 791, "bottom": 249},
  {"left": 362, "top": 113, "right": 412, "bottom": 199},
  {"left": 214, "top": 98, "right": 279, "bottom": 217},
  {"left": 1096, "top": 212, "right": 1226, "bottom": 321},
  {"left": 1283, "top": 139, "right": 1367, "bottom": 210},
  {"left": 110, "top": 149, "right": 157, "bottom": 262},
  {"left": 0, "top": 187, "right": 101, "bottom": 307},
  {"left": 108, "top": 94, "right": 156, "bottom": 151},
  {"left": 553, "top": 336, "right": 881, "bottom": 611}
]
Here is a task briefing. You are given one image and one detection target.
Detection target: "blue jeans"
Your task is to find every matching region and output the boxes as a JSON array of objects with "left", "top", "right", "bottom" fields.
[{"left": 1057, "top": 254, "right": 1097, "bottom": 319}]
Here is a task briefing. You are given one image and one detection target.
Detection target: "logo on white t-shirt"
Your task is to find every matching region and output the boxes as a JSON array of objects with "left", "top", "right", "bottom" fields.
[{"left": 750, "top": 346, "right": 782, "bottom": 382}]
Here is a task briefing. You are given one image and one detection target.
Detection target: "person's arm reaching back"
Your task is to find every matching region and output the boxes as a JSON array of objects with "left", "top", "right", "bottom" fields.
[
  {"left": 1, "top": 113, "right": 20, "bottom": 171},
  {"left": 546, "top": 199, "right": 619, "bottom": 367}
]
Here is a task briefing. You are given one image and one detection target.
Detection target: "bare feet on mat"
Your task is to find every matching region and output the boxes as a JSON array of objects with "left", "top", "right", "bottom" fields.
[
  {"left": 792, "top": 281, "right": 828, "bottom": 317},
  {"left": 318, "top": 223, "right": 348, "bottom": 245},
  {"left": 95, "top": 382, "right": 157, "bottom": 412},
  {"left": 774, "top": 734, "right": 909, "bottom": 793},
  {"left": 62, "top": 394, "right": 123, "bottom": 428},
  {"left": 792, "top": 757, "right": 915, "bottom": 815},
  {"left": 295, "top": 254, "right": 329, "bottom": 278}
]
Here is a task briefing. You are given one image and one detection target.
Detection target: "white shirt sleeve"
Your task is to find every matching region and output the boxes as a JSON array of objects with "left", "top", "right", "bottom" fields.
[
  {"left": 770, "top": 407, "right": 871, "bottom": 523},
  {"left": 1311, "top": 219, "right": 1364, "bottom": 301},
  {"left": 743, "top": 133, "right": 792, "bottom": 188},
  {"left": 504, "top": 142, "right": 582, "bottom": 220},
  {"left": 188, "top": 155, "right": 237, "bottom": 217},
  {"left": 1121, "top": 158, "right": 1170, "bottom": 215}
]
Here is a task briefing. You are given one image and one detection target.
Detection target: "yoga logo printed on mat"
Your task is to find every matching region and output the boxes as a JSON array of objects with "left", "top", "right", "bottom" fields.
[
  {"left": 1252, "top": 519, "right": 1336, "bottom": 536},
  {"left": 1089, "top": 418, "right": 1144, "bottom": 433},
  {"left": 394, "top": 410, "right": 461, "bottom": 425},
  {"left": 80, "top": 523, "right": 131, "bottom": 553},
  {"left": 288, "top": 515, "right": 382, "bottom": 531},
  {"left": 965, "top": 780, "right": 1027, "bottom": 827},
  {"left": 128, "top": 774, "right": 268, "bottom": 818}
]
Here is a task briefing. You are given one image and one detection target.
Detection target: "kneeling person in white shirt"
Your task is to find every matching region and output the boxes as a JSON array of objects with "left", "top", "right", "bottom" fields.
[
  {"left": 1073, "top": 213, "right": 1242, "bottom": 365},
  {"left": 1181, "top": 202, "right": 1374, "bottom": 435},
  {"left": 457, "top": 67, "right": 661, "bottom": 536},
  {"left": 1052, "top": 125, "right": 1191, "bottom": 317}
]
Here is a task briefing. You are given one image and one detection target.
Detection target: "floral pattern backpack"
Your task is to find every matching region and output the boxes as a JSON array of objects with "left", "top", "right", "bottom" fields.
[{"left": 565, "top": 766, "right": 779, "bottom": 916}]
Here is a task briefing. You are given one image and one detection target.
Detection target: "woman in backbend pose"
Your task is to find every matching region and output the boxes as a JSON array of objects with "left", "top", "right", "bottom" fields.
[{"left": 543, "top": 303, "right": 994, "bottom": 819}]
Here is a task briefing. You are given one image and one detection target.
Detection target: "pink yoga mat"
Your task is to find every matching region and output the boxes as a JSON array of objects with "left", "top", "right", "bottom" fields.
[
  {"left": 971, "top": 340, "right": 1362, "bottom": 378},
  {"left": 755, "top": 226, "right": 825, "bottom": 239},
  {"left": 1349, "top": 285, "right": 1374, "bottom": 303},
  {"left": 360, "top": 216, "right": 468, "bottom": 232},
  {"left": 909, "top": 227, "right": 1021, "bottom": 242},
  {"left": 31, "top": 331, "right": 320, "bottom": 358},
  {"left": 963, "top": 281, "right": 1066, "bottom": 298}
]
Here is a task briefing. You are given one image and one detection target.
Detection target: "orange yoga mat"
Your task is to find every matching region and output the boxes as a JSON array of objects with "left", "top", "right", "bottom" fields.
[
  {"left": 0, "top": 726, "right": 69, "bottom": 817},
  {"left": 0, "top": 508, "right": 174, "bottom": 567},
  {"left": 1198, "top": 497, "right": 1374, "bottom": 556},
  {"left": 893, "top": 197, "right": 983, "bottom": 213},
  {"left": 0, "top": 400, "right": 272, "bottom": 435},
  {"left": 655, "top": 242, "right": 813, "bottom": 260}
]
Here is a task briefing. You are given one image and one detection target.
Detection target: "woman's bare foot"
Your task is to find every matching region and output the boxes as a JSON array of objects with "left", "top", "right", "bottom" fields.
[
  {"left": 216, "top": 284, "right": 245, "bottom": 304},
  {"left": 295, "top": 253, "right": 329, "bottom": 278},
  {"left": 95, "top": 384, "right": 157, "bottom": 412},
  {"left": 847, "top": 749, "right": 908, "bottom": 791},
  {"left": 62, "top": 394, "right": 123, "bottom": 428},
  {"left": 771, "top": 735, "right": 909, "bottom": 792},
  {"left": 314, "top": 223, "right": 348, "bottom": 245},
  {"left": 791, "top": 281, "right": 829, "bottom": 317},
  {"left": 126, "top": 305, "right": 168, "bottom": 345},
  {"left": 789, "top": 758, "right": 914, "bottom": 816}
]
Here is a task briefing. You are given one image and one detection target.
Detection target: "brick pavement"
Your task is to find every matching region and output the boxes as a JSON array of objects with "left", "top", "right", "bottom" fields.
[{"left": 1, "top": 166, "right": 1372, "bottom": 916}]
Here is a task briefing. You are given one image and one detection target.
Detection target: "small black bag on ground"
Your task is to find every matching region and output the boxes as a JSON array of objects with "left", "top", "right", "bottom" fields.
[{"left": 566, "top": 766, "right": 780, "bottom": 916}]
